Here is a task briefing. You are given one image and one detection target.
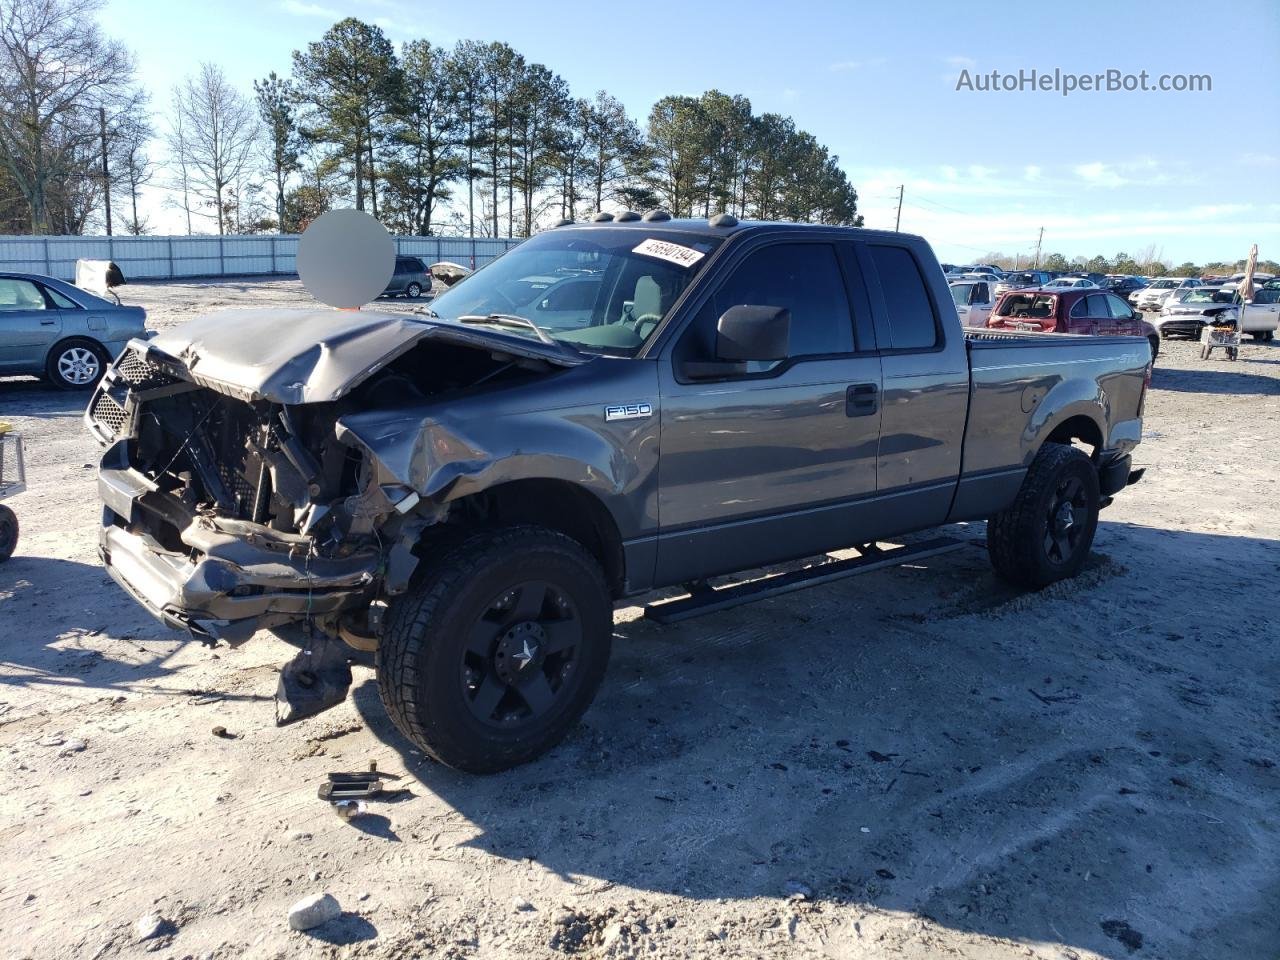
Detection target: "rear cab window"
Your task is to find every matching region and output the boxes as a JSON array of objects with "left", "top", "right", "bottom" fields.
[{"left": 867, "top": 244, "right": 940, "bottom": 350}]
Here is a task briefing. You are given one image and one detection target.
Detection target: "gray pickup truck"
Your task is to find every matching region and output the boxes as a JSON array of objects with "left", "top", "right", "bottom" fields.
[{"left": 86, "top": 216, "right": 1149, "bottom": 772}]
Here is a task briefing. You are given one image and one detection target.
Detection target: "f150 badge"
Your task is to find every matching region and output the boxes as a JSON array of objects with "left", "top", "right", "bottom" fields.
[{"left": 604, "top": 402, "right": 653, "bottom": 422}]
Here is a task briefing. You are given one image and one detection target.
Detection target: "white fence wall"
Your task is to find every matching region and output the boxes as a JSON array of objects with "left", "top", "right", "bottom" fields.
[{"left": 0, "top": 234, "right": 523, "bottom": 282}]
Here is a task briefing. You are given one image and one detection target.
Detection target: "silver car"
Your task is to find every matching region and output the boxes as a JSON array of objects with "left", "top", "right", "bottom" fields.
[{"left": 0, "top": 272, "right": 147, "bottom": 389}]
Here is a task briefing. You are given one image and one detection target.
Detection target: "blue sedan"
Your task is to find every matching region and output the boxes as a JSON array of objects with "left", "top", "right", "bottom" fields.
[{"left": 0, "top": 272, "right": 147, "bottom": 389}]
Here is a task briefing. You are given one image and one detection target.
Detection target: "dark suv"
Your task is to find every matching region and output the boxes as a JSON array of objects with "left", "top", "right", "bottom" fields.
[{"left": 382, "top": 256, "right": 432, "bottom": 299}]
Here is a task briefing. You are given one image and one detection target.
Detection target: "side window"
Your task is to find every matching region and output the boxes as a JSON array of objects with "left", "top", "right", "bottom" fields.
[
  {"left": 976, "top": 282, "right": 990, "bottom": 304},
  {"left": 682, "top": 242, "right": 854, "bottom": 362},
  {"left": 1105, "top": 294, "right": 1133, "bottom": 318},
  {"left": 868, "top": 245, "right": 939, "bottom": 350},
  {"left": 42, "top": 285, "right": 78, "bottom": 309},
  {"left": 1085, "top": 294, "right": 1112, "bottom": 318},
  {"left": 0, "top": 278, "right": 47, "bottom": 311},
  {"left": 1068, "top": 296, "right": 1089, "bottom": 319}
]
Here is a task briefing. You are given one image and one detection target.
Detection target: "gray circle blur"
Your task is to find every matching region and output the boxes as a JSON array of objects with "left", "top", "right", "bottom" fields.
[{"left": 297, "top": 209, "right": 395, "bottom": 308}]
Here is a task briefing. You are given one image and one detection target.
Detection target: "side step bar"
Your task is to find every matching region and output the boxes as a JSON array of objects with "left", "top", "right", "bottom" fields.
[{"left": 643, "top": 537, "right": 966, "bottom": 624}]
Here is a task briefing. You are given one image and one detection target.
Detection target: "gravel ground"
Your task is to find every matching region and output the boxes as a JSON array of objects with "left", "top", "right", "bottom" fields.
[{"left": 0, "top": 278, "right": 1277, "bottom": 960}]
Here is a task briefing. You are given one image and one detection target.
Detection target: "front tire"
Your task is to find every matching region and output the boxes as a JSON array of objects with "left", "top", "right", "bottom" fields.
[
  {"left": 987, "top": 443, "right": 1100, "bottom": 589},
  {"left": 377, "top": 525, "right": 612, "bottom": 773},
  {"left": 0, "top": 504, "right": 17, "bottom": 562},
  {"left": 46, "top": 338, "right": 109, "bottom": 389}
]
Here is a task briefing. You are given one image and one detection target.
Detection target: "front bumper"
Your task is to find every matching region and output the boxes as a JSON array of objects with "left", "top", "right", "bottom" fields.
[
  {"left": 99, "top": 460, "right": 379, "bottom": 643},
  {"left": 1157, "top": 316, "right": 1206, "bottom": 338}
]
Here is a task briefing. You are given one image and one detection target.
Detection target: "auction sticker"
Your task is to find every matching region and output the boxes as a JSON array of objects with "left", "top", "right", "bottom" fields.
[{"left": 632, "top": 238, "right": 706, "bottom": 268}]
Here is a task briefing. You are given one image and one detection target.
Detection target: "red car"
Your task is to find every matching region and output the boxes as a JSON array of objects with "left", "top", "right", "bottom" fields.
[{"left": 988, "top": 287, "right": 1160, "bottom": 359}]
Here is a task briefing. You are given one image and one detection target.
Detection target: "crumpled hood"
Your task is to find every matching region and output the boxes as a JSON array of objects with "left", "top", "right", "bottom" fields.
[{"left": 144, "top": 308, "right": 585, "bottom": 404}]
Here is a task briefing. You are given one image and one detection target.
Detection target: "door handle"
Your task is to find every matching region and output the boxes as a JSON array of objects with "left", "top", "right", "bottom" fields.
[
  {"left": 845, "top": 383, "right": 878, "bottom": 417},
  {"left": 40, "top": 318, "right": 56, "bottom": 325}
]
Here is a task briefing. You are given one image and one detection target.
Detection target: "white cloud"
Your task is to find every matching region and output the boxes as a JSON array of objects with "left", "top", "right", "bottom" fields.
[
  {"left": 1074, "top": 162, "right": 1127, "bottom": 188},
  {"left": 281, "top": 0, "right": 341, "bottom": 16},
  {"left": 1241, "top": 152, "right": 1278, "bottom": 167},
  {"left": 829, "top": 57, "right": 887, "bottom": 72},
  {"left": 1024, "top": 165, "right": 1042, "bottom": 182},
  {"left": 945, "top": 55, "right": 976, "bottom": 68}
]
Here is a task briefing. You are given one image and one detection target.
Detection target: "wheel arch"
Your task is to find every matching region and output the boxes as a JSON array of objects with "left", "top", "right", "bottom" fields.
[
  {"left": 447, "top": 478, "right": 627, "bottom": 597},
  {"left": 1041, "top": 411, "right": 1105, "bottom": 463}
]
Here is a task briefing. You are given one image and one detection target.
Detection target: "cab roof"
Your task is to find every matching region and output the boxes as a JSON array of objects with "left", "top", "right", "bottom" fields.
[{"left": 553, "top": 217, "right": 926, "bottom": 247}]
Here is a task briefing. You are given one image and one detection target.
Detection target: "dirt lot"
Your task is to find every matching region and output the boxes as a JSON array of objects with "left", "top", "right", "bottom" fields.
[{"left": 1, "top": 279, "right": 1277, "bottom": 960}]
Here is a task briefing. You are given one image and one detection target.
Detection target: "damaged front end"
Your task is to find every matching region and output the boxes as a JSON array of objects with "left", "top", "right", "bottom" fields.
[{"left": 86, "top": 309, "right": 581, "bottom": 722}]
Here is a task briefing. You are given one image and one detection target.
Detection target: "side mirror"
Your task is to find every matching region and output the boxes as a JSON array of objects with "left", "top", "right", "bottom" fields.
[
  {"left": 680, "top": 305, "right": 790, "bottom": 380},
  {"left": 715, "top": 304, "right": 790, "bottom": 361}
]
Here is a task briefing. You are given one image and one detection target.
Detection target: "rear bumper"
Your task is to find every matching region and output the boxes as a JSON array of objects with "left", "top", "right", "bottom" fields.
[
  {"left": 99, "top": 463, "right": 379, "bottom": 643},
  {"left": 1099, "top": 454, "right": 1144, "bottom": 498}
]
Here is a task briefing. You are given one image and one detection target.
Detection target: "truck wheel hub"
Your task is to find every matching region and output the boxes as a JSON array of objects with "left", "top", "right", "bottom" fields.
[
  {"left": 493, "top": 621, "right": 546, "bottom": 684},
  {"left": 1054, "top": 502, "right": 1075, "bottom": 532}
]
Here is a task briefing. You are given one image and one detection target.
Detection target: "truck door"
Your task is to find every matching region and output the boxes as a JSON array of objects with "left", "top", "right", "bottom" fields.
[
  {"left": 857, "top": 242, "right": 970, "bottom": 530},
  {"left": 654, "top": 238, "right": 882, "bottom": 585},
  {"left": 0, "top": 276, "right": 63, "bottom": 372}
]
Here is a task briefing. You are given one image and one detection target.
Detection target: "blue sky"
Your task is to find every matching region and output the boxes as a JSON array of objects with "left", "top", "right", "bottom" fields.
[{"left": 106, "top": 0, "right": 1280, "bottom": 266}]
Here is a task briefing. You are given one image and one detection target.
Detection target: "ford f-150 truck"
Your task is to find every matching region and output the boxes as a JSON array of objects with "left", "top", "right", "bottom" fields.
[{"left": 86, "top": 216, "right": 1149, "bottom": 772}]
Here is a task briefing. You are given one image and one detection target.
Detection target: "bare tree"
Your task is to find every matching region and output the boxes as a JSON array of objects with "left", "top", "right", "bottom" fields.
[
  {"left": 171, "top": 63, "right": 259, "bottom": 234},
  {"left": 0, "top": 0, "right": 137, "bottom": 233},
  {"left": 111, "top": 110, "right": 154, "bottom": 234}
]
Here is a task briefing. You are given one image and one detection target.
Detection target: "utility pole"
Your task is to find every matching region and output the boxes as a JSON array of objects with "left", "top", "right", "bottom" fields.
[
  {"left": 99, "top": 106, "right": 112, "bottom": 236},
  {"left": 894, "top": 184, "right": 904, "bottom": 232},
  {"left": 1032, "top": 226, "right": 1044, "bottom": 269}
]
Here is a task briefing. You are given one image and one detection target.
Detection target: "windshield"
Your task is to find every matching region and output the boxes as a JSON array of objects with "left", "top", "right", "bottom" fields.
[
  {"left": 1151, "top": 279, "right": 1179, "bottom": 289},
  {"left": 426, "top": 228, "right": 722, "bottom": 356},
  {"left": 1180, "top": 290, "right": 1217, "bottom": 303}
]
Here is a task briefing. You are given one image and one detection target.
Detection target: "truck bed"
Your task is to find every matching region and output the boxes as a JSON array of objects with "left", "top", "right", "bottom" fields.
[{"left": 948, "top": 328, "right": 1151, "bottom": 520}]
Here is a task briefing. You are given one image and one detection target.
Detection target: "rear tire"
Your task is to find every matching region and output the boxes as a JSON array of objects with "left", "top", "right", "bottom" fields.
[
  {"left": 987, "top": 443, "right": 1100, "bottom": 590},
  {"left": 0, "top": 504, "right": 16, "bottom": 562},
  {"left": 377, "top": 525, "right": 612, "bottom": 773},
  {"left": 406, "top": 281, "right": 422, "bottom": 299},
  {"left": 1148, "top": 335, "right": 1159, "bottom": 362},
  {"left": 46, "top": 338, "right": 109, "bottom": 390}
]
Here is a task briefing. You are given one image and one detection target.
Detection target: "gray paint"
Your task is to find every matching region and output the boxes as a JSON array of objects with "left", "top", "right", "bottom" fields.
[{"left": 87, "top": 220, "right": 1150, "bottom": 638}]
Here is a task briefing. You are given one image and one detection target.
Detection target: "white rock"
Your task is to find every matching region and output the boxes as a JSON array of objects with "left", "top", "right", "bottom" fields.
[
  {"left": 133, "top": 913, "right": 171, "bottom": 941},
  {"left": 784, "top": 880, "right": 812, "bottom": 900},
  {"left": 512, "top": 897, "right": 534, "bottom": 913},
  {"left": 59, "top": 738, "right": 88, "bottom": 756},
  {"left": 288, "top": 892, "right": 341, "bottom": 931},
  {"left": 37, "top": 735, "right": 65, "bottom": 747}
]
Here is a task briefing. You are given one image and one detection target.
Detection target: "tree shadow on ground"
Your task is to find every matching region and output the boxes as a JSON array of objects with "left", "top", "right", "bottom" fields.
[
  {"left": 355, "top": 521, "right": 1280, "bottom": 960},
  {"left": 1150, "top": 365, "right": 1280, "bottom": 395},
  {"left": 0, "top": 556, "right": 266, "bottom": 700}
]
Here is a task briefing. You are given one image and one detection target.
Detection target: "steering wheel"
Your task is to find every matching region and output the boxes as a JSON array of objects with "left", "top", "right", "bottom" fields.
[{"left": 629, "top": 313, "right": 663, "bottom": 337}]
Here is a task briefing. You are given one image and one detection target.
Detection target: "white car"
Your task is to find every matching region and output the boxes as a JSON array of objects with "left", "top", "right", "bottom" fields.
[
  {"left": 1135, "top": 277, "right": 1200, "bottom": 312},
  {"left": 1042, "top": 277, "right": 1098, "bottom": 290},
  {"left": 1156, "top": 287, "right": 1280, "bottom": 342},
  {"left": 949, "top": 279, "right": 998, "bottom": 328}
]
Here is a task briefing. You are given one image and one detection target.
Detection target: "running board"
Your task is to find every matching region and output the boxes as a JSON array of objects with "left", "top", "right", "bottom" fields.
[{"left": 643, "top": 537, "right": 966, "bottom": 624}]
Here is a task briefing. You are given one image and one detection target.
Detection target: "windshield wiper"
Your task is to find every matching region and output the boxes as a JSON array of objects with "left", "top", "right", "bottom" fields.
[{"left": 459, "top": 313, "right": 557, "bottom": 346}]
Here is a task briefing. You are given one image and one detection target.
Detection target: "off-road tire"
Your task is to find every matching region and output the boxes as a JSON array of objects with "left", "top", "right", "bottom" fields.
[
  {"left": 0, "top": 504, "right": 17, "bottom": 562},
  {"left": 46, "top": 338, "right": 109, "bottom": 390},
  {"left": 987, "top": 442, "right": 1100, "bottom": 589},
  {"left": 377, "top": 525, "right": 612, "bottom": 773}
]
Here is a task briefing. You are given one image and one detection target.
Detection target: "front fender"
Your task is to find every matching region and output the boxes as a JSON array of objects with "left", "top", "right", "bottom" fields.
[{"left": 335, "top": 405, "right": 656, "bottom": 538}]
